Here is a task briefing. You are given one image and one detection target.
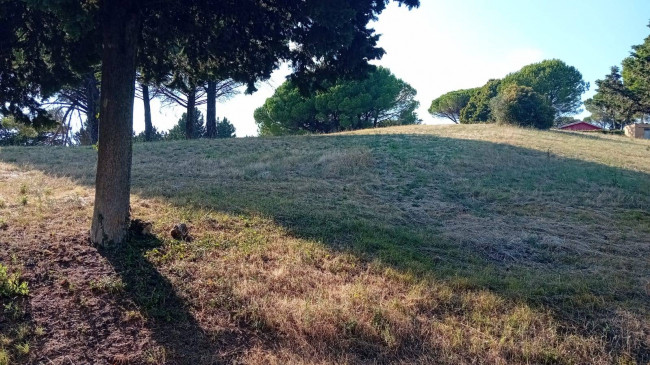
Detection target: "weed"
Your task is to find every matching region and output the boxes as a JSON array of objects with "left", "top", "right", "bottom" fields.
[
  {"left": 3, "top": 302, "right": 24, "bottom": 320},
  {"left": 0, "top": 265, "right": 28, "bottom": 297},
  {"left": 14, "top": 342, "right": 29, "bottom": 356},
  {"left": 144, "top": 346, "right": 166, "bottom": 364},
  {"left": 14, "top": 325, "right": 30, "bottom": 341},
  {"left": 0, "top": 349, "right": 8, "bottom": 365},
  {"left": 89, "top": 277, "right": 125, "bottom": 295}
]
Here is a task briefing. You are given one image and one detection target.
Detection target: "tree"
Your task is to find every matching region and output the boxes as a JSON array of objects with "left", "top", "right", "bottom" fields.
[
  {"left": 156, "top": 79, "right": 239, "bottom": 139},
  {"left": 166, "top": 108, "right": 206, "bottom": 140},
  {"left": 460, "top": 79, "right": 502, "bottom": 124},
  {"left": 428, "top": 89, "right": 476, "bottom": 123},
  {"left": 585, "top": 67, "right": 639, "bottom": 130},
  {"left": 491, "top": 84, "right": 554, "bottom": 129},
  {"left": 4, "top": 0, "right": 419, "bottom": 245},
  {"left": 501, "top": 59, "right": 588, "bottom": 118},
  {"left": 254, "top": 67, "right": 420, "bottom": 135},
  {"left": 1, "top": 112, "right": 69, "bottom": 146},
  {"left": 215, "top": 117, "right": 236, "bottom": 138},
  {"left": 43, "top": 71, "right": 101, "bottom": 144},
  {"left": 133, "top": 126, "right": 165, "bottom": 143},
  {"left": 622, "top": 23, "right": 650, "bottom": 116},
  {"left": 135, "top": 80, "right": 158, "bottom": 142}
]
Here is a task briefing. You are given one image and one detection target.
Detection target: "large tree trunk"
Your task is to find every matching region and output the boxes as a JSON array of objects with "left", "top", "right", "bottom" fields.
[
  {"left": 85, "top": 73, "right": 100, "bottom": 144},
  {"left": 142, "top": 83, "right": 153, "bottom": 141},
  {"left": 90, "top": 0, "right": 141, "bottom": 246},
  {"left": 205, "top": 81, "right": 217, "bottom": 138},
  {"left": 185, "top": 87, "right": 196, "bottom": 139}
]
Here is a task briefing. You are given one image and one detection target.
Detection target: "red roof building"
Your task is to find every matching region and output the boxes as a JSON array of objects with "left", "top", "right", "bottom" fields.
[{"left": 558, "top": 121, "right": 602, "bottom": 131}]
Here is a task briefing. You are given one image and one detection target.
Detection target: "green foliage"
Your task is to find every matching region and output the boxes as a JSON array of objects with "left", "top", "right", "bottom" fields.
[
  {"left": 501, "top": 59, "right": 588, "bottom": 118},
  {"left": 0, "top": 265, "right": 29, "bottom": 298},
  {"left": 583, "top": 24, "right": 650, "bottom": 130},
  {"left": 428, "top": 88, "right": 476, "bottom": 124},
  {"left": 460, "top": 79, "right": 502, "bottom": 124},
  {"left": 585, "top": 67, "right": 639, "bottom": 130},
  {"left": 255, "top": 67, "right": 420, "bottom": 135},
  {"left": 167, "top": 108, "right": 206, "bottom": 140},
  {"left": 215, "top": 117, "right": 236, "bottom": 138},
  {"left": 133, "top": 126, "right": 166, "bottom": 143},
  {"left": 0, "top": 115, "right": 61, "bottom": 146},
  {"left": 622, "top": 25, "right": 650, "bottom": 114},
  {"left": 491, "top": 85, "right": 554, "bottom": 129},
  {"left": 3, "top": 0, "right": 420, "bottom": 124}
]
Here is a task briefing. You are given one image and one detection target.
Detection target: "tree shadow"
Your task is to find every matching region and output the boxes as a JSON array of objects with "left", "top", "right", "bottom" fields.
[
  {"left": 97, "top": 232, "right": 264, "bottom": 364},
  {"left": 2, "top": 133, "right": 649, "bottom": 361}
]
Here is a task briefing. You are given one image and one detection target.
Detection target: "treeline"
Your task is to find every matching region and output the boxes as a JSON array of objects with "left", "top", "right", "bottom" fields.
[
  {"left": 254, "top": 67, "right": 420, "bottom": 135},
  {"left": 133, "top": 109, "right": 236, "bottom": 142},
  {"left": 584, "top": 25, "right": 650, "bottom": 129},
  {"left": 429, "top": 59, "right": 588, "bottom": 129},
  {"left": 0, "top": 74, "right": 239, "bottom": 146}
]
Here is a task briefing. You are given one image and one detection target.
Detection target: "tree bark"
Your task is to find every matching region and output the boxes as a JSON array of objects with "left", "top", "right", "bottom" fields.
[
  {"left": 90, "top": 0, "right": 141, "bottom": 246},
  {"left": 205, "top": 81, "right": 217, "bottom": 138},
  {"left": 142, "top": 83, "right": 153, "bottom": 141},
  {"left": 186, "top": 86, "right": 196, "bottom": 139}
]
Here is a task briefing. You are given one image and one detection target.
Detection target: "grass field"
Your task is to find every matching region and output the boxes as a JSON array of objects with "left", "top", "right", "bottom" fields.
[{"left": 0, "top": 124, "right": 649, "bottom": 364}]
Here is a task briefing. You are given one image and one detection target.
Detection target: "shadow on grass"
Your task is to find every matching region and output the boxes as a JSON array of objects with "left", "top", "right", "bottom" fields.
[
  {"left": 2, "top": 133, "right": 650, "bottom": 361},
  {"left": 98, "top": 233, "right": 256, "bottom": 364}
]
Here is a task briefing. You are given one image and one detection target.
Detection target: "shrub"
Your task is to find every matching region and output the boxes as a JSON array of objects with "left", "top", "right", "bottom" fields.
[{"left": 491, "top": 85, "right": 554, "bottom": 129}]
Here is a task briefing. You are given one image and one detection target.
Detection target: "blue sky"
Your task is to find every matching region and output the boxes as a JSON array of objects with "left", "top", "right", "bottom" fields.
[{"left": 133, "top": 0, "right": 650, "bottom": 136}]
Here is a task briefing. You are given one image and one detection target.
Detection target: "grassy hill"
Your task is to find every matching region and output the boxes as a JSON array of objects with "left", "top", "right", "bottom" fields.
[{"left": 0, "top": 124, "right": 648, "bottom": 364}]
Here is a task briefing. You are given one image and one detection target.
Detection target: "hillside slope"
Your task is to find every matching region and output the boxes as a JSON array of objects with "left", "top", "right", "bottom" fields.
[{"left": 1, "top": 124, "right": 648, "bottom": 364}]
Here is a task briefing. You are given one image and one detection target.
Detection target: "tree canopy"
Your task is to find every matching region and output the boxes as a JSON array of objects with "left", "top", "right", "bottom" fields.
[
  {"left": 622, "top": 25, "right": 650, "bottom": 114},
  {"left": 215, "top": 117, "right": 236, "bottom": 138},
  {"left": 1, "top": 0, "right": 419, "bottom": 244},
  {"left": 435, "top": 59, "right": 587, "bottom": 126},
  {"left": 459, "top": 79, "right": 502, "bottom": 124},
  {"left": 501, "top": 59, "right": 588, "bottom": 118},
  {"left": 491, "top": 84, "right": 554, "bottom": 129},
  {"left": 167, "top": 108, "right": 206, "bottom": 140},
  {"left": 585, "top": 24, "right": 650, "bottom": 129},
  {"left": 428, "top": 89, "right": 476, "bottom": 124},
  {"left": 254, "top": 67, "right": 420, "bottom": 135},
  {"left": 585, "top": 67, "right": 638, "bottom": 130}
]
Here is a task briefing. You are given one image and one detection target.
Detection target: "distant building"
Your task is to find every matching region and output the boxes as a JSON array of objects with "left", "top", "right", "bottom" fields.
[
  {"left": 624, "top": 123, "right": 650, "bottom": 139},
  {"left": 558, "top": 121, "right": 602, "bottom": 131}
]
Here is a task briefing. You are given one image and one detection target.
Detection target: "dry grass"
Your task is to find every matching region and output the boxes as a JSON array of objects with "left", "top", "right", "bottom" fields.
[{"left": 0, "top": 124, "right": 648, "bottom": 364}]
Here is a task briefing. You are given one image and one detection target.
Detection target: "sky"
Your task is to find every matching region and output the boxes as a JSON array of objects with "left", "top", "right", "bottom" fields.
[{"left": 133, "top": 0, "right": 650, "bottom": 137}]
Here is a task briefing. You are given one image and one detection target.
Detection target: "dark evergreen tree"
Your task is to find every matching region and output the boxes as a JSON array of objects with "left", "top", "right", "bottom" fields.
[
  {"left": 501, "top": 59, "right": 588, "bottom": 118},
  {"left": 460, "top": 79, "right": 502, "bottom": 124},
  {"left": 167, "top": 109, "right": 206, "bottom": 140},
  {"left": 2, "top": 0, "right": 420, "bottom": 245},
  {"left": 491, "top": 85, "right": 555, "bottom": 129},
  {"left": 429, "top": 89, "right": 476, "bottom": 123},
  {"left": 254, "top": 67, "right": 419, "bottom": 135},
  {"left": 215, "top": 117, "right": 236, "bottom": 138},
  {"left": 585, "top": 67, "right": 639, "bottom": 129}
]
